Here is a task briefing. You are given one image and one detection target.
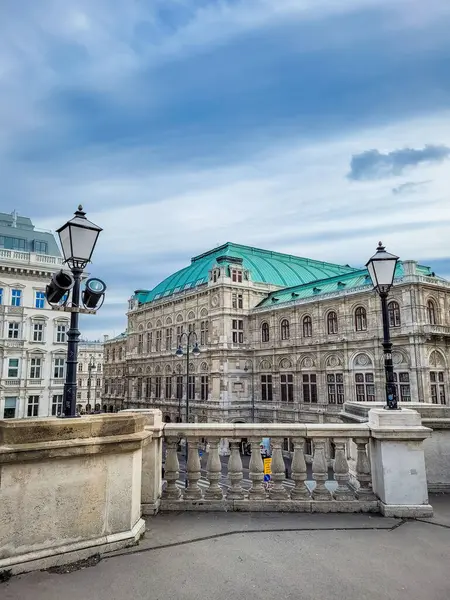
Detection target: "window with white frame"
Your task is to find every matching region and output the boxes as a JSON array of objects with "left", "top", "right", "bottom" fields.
[
  {"left": 327, "top": 373, "right": 344, "bottom": 404},
  {"left": 261, "top": 322, "right": 270, "bottom": 342},
  {"left": 393, "top": 372, "right": 411, "bottom": 402},
  {"left": 261, "top": 374, "right": 273, "bottom": 401},
  {"left": 388, "top": 301, "right": 401, "bottom": 327},
  {"left": 280, "top": 319, "right": 290, "bottom": 340},
  {"left": 165, "top": 328, "right": 173, "bottom": 350},
  {"left": 146, "top": 331, "right": 152, "bottom": 352},
  {"left": 165, "top": 376, "right": 172, "bottom": 399},
  {"left": 354, "top": 307, "right": 367, "bottom": 332},
  {"left": 355, "top": 373, "right": 375, "bottom": 401},
  {"left": 138, "top": 334, "right": 143, "bottom": 354},
  {"left": 33, "top": 322, "right": 44, "bottom": 342},
  {"left": 8, "top": 358, "right": 19, "bottom": 378},
  {"left": 232, "top": 293, "right": 243, "bottom": 309},
  {"left": 232, "top": 319, "right": 244, "bottom": 343},
  {"left": 8, "top": 322, "right": 19, "bottom": 339},
  {"left": 155, "top": 376, "right": 162, "bottom": 398},
  {"left": 27, "top": 395, "right": 39, "bottom": 417},
  {"left": 3, "top": 397, "right": 17, "bottom": 418},
  {"left": 30, "top": 357, "right": 42, "bottom": 379},
  {"left": 427, "top": 300, "right": 437, "bottom": 325},
  {"left": 35, "top": 291, "right": 45, "bottom": 309},
  {"left": 155, "top": 330, "right": 162, "bottom": 351},
  {"left": 430, "top": 371, "right": 446, "bottom": 404},
  {"left": 201, "top": 375, "right": 209, "bottom": 400},
  {"left": 54, "top": 357, "right": 65, "bottom": 379},
  {"left": 327, "top": 311, "right": 338, "bottom": 334},
  {"left": 280, "top": 373, "right": 294, "bottom": 402},
  {"left": 188, "top": 375, "right": 195, "bottom": 400},
  {"left": 302, "top": 315, "right": 312, "bottom": 337},
  {"left": 302, "top": 374, "right": 317, "bottom": 403},
  {"left": 231, "top": 269, "right": 243, "bottom": 283},
  {"left": 200, "top": 320, "right": 209, "bottom": 345},
  {"left": 11, "top": 289, "right": 22, "bottom": 307},
  {"left": 51, "top": 394, "right": 63, "bottom": 416},
  {"left": 56, "top": 323, "right": 67, "bottom": 343}
]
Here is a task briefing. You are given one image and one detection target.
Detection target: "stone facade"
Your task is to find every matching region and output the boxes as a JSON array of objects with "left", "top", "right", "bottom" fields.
[
  {"left": 0, "top": 213, "right": 69, "bottom": 418},
  {"left": 77, "top": 340, "right": 105, "bottom": 413},
  {"left": 102, "top": 243, "right": 450, "bottom": 424}
]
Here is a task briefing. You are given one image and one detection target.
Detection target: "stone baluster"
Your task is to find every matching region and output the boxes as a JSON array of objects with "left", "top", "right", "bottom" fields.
[
  {"left": 227, "top": 441, "right": 245, "bottom": 500},
  {"left": 248, "top": 438, "right": 266, "bottom": 500},
  {"left": 312, "top": 438, "right": 332, "bottom": 500},
  {"left": 268, "top": 438, "right": 288, "bottom": 500},
  {"left": 333, "top": 439, "right": 356, "bottom": 501},
  {"left": 290, "top": 437, "right": 310, "bottom": 499},
  {"left": 204, "top": 439, "right": 223, "bottom": 500},
  {"left": 354, "top": 437, "right": 376, "bottom": 500},
  {"left": 184, "top": 438, "right": 202, "bottom": 500},
  {"left": 162, "top": 437, "right": 181, "bottom": 500}
]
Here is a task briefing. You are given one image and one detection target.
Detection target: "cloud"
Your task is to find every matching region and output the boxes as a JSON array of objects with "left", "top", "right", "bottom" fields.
[
  {"left": 348, "top": 145, "right": 450, "bottom": 180},
  {"left": 392, "top": 180, "right": 431, "bottom": 195}
]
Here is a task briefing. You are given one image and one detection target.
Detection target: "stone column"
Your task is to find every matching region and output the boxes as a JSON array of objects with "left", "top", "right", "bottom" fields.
[
  {"left": 162, "top": 437, "right": 181, "bottom": 500},
  {"left": 269, "top": 438, "right": 288, "bottom": 500},
  {"left": 204, "top": 439, "right": 223, "bottom": 500},
  {"left": 312, "top": 438, "right": 332, "bottom": 500},
  {"left": 369, "top": 408, "right": 433, "bottom": 517},
  {"left": 333, "top": 439, "right": 355, "bottom": 501},
  {"left": 248, "top": 438, "right": 266, "bottom": 500},
  {"left": 353, "top": 437, "right": 376, "bottom": 500},
  {"left": 184, "top": 438, "right": 202, "bottom": 500},
  {"left": 227, "top": 441, "right": 245, "bottom": 500},
  {"left": 290, "top": 437, "right": 310, "bottom": 499}
]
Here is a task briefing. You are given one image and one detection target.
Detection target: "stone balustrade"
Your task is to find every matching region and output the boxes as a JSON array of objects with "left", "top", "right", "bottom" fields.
[{"left": 156, "top": 408, "right": 433, "bottom": 517}]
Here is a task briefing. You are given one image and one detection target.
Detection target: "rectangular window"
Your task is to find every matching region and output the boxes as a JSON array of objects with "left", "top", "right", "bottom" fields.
[
  {"left": 188, "top": 323, "right": 194, "bottom": 333},
  {"left": 176, "top": 325, "right": 183, "bottom": 339},
  {"left": 280, "top": 373, "right": 294, "bottom": 403},
  {"left": 201, "top": 375, "right": 209, "bottom": 401},
  {"left": 165, "top": 376, "right": 172, "bottom": 399},
  {"left": 261, "top": 374, "right": 273, "bottom": 402},
  {"left": 200, "top": 321, "right": 209, "bottom": 345},
  {"left": 155, "top": 376, "right": 162, "bottom": 398},
  {"left": 56, "top": 324, "right": 66, "bottom": 343},
  {"left": 155, "top": 330, "right": 162, "bottom": 352},
  {"left": 138, "top": 334, "right": 143, "bottom": 354},
  {"left": 34, "top": 240, "right": 47, "bottom": 253},
  {"left": 188, "top": 375, "right": 195, "bottom": 400},
  {"left": 176, "top": 376, "right": 183, "bottom": 400},
  {"left": 8, "top": 358, "right": 19, "bottom": 378},
  {"left": 231, "top": 269, "right": 243, "bottom": 283},
  {"left": 11, "top": 289, "right": 22, "bottom": 307},
  {"left": 146, "top": 331, "right": 152, "bottom": 353},
  {"left": 145, "top": 377, "right": 151, "bottom": 398},
  {"left": 327, "top": 373, "right": 344, "bottom": 404},
  {"left": 393, "top": 372, "right": 411, "bottom": 402},
  {"left": 355, "top": 373, "right": 375, "bottom": 402},
  {"left": 8, "top": 322, "right": 19, "bottom": 339},
  {"left": 30, "top": 357, "right": 42, "bottom": 379},
  {"left": 165, "top": 328, "right": 173, "bottom": 350},
  {"left": 232, "top": 319, "right": 244, "bottom": 344},
  {"left": 35, "top": 291, "right": 45, "bottom": 309},
  {"left": 51, "top": 394, "right": 63, "bottom": 416},
  {"left": 54, "top": 357, "right": 65, "bottom": 379},
  {"left": 33, "top": 322, "right": 44, "bottom": 342},
  {"left": 4, "top": 397, "right": 17, "bottom": 419},
  {"left": 232, "top": 293, "right": 243, "bottom": 309},
  {"left": 303, "top": 374, "right": 318, "bottom": 403},
  {"left": 27, "top": 395, "right": 39, "bottom": 417},
  {"left": 430, "top": 371, "right": 446, "bottom": 405}
]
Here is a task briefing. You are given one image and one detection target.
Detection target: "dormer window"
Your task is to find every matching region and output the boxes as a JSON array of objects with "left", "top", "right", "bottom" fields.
[
  {"left": 212, "top": 268, "right": 220, "bottom": 283},
  {"left": 231, "top": 269, "right": 242, "bottom": 283}
]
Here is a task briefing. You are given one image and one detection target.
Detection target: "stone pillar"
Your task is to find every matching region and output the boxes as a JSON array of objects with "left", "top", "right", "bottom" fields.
[
  {"left": 248, "top": 438, "right": 266, "bottom": 500},
  {"left": 369, "top": 408, "right": 433, "bottom": 517},
  {"left": 311, "top": 438, "right": 332, "bottom": 500},
  {"left": 290, "top": 437, "right": 310, "bottom": 499},
  {"left": 332, "top": 439, "right": 355, "bottom": 501},
  {"left": 162, "top": 437, "right": 181, "bottom": 501},
  {"left": 269, "top": 438, "right": 288, "bottom": 500},
  {"left": 227, "top": 441, "right": 245, "bottom": 500},
  {"left": 185, "top": 438, "right": 202, "bottom": 500},
  {"left": 204, "top": 439, "right": 223, "bottom": 500}
]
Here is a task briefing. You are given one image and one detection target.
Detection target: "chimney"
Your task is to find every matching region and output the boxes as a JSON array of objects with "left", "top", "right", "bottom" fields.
[
  {"left": 402, "top": 260, "right": 417, "bottom": 277},
  {"left": 103, "top": 334, "right": 109, "bottom": 342}
]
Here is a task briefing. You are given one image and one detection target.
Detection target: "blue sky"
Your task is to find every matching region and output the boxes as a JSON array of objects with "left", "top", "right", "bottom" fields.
[{"left": 1, "top": 0, "right": 450, "bottom": 339}]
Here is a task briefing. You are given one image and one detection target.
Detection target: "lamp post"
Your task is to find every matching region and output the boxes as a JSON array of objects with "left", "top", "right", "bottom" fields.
[
  {"left": 56, "top": 206, "right": 102, "bottom": 418},
  {"left": 175, "top": 331, "right": 200, "bottom": 487},
  {"left": 366, "top": 242, "right": 400, "bottom": 410},
  {"left": 244, "top": 362, "right": 255, "bottom": 421}
]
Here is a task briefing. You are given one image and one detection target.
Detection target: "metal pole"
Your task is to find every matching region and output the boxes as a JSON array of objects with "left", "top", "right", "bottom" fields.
[
  {"left": 87, "top": 358, "right": 92, "bottom": 413},
  {"left": 185, "top": 339, "right": 190, "bottom": 488},
  {"left": 62, "top": 266, "right": 82, "bottom": 418},
  {"left": 251, "top": 365, "right": 255, "bottom": 421},
  {"left": 380, "top": 292, "right": 397, "bottom": 410}
]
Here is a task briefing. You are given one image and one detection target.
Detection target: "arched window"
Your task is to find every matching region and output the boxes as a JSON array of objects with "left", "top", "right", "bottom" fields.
[
  {"left": 388, "top": 301, "right": 401, "bottom": 327},
  {"left": 327, "top": 311, "right": 338, "bottom": 334},
  {"left": 280, "top": 319, "right": 290, "bottom": 340},
  {"left": 303, "top": 315, "right": 312, "bottom": 337},
  {"left": 427, "top": 300, "right": 437, "bottom": 325},
  {"left": 261, "top": 322, "right": 270, "bottom": 342},
  {"left": 354, "top": 306, "right": 367, "bottom": 332}
]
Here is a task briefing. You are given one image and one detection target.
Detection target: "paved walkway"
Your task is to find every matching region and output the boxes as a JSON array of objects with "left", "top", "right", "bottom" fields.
[{"left": 3, "top": 495, "right": 450, "bottom": 600}]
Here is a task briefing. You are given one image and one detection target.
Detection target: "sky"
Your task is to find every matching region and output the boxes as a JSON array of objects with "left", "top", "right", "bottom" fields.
[{"left": 1, "top": 0, "right": 450, "bottom": 340}]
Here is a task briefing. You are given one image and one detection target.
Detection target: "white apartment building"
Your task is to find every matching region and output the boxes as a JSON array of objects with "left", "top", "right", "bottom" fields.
[
  {"left": 0, "top": 211, "right": 69, "bottom": 418},
  {"left": 77, "top": 340, "right": 104, "bottom": 413}
]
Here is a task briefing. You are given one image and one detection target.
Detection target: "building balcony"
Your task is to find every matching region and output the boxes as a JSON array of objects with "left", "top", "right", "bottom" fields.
[
  {"left": 0, "top": 248, "right": 63, "bottom": 269},
  {"left": 3, "top": 378, "right": 20, "bottom": 386},
  {"left": 27, "top": 378, "right": 43, "bottom": 387},
  {"left": 1, "top": 339, "right": 25, "bottom": 348},
  {"left": 422, "top": 324, "right": 450, "bottom": 336}
]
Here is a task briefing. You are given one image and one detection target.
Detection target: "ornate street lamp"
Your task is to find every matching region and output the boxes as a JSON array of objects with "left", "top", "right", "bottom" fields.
[
  {"left": 175, "top": 331, "right": 200, "bottom": 487},
  {"left": 47, "top": 206, "right": 104, "bottom": 418},
  {"left": 366, "top": 242, "right": 399, "bottom": 410}
]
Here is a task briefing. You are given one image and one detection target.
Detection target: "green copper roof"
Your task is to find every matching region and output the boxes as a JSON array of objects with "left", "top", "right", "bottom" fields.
[
  {"left": 137, "top": 242, "right": 358, "bottom": 304},
  {"left": 256, "top": 261, "right": 438, "bottom": 308}
]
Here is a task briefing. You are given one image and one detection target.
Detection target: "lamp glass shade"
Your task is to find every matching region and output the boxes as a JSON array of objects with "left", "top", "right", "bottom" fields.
[
  {"left": 57, "top": 206, "right": 102, "bottom": 266},
  {"left": 192, "top": 343, "right": 200, "bottom": 357},
  {"left": 366, "top": 242, "right": 399, "bottom": 293},
  {"left": 175, "top": 345, "right": 183, "bottom": 358}
]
